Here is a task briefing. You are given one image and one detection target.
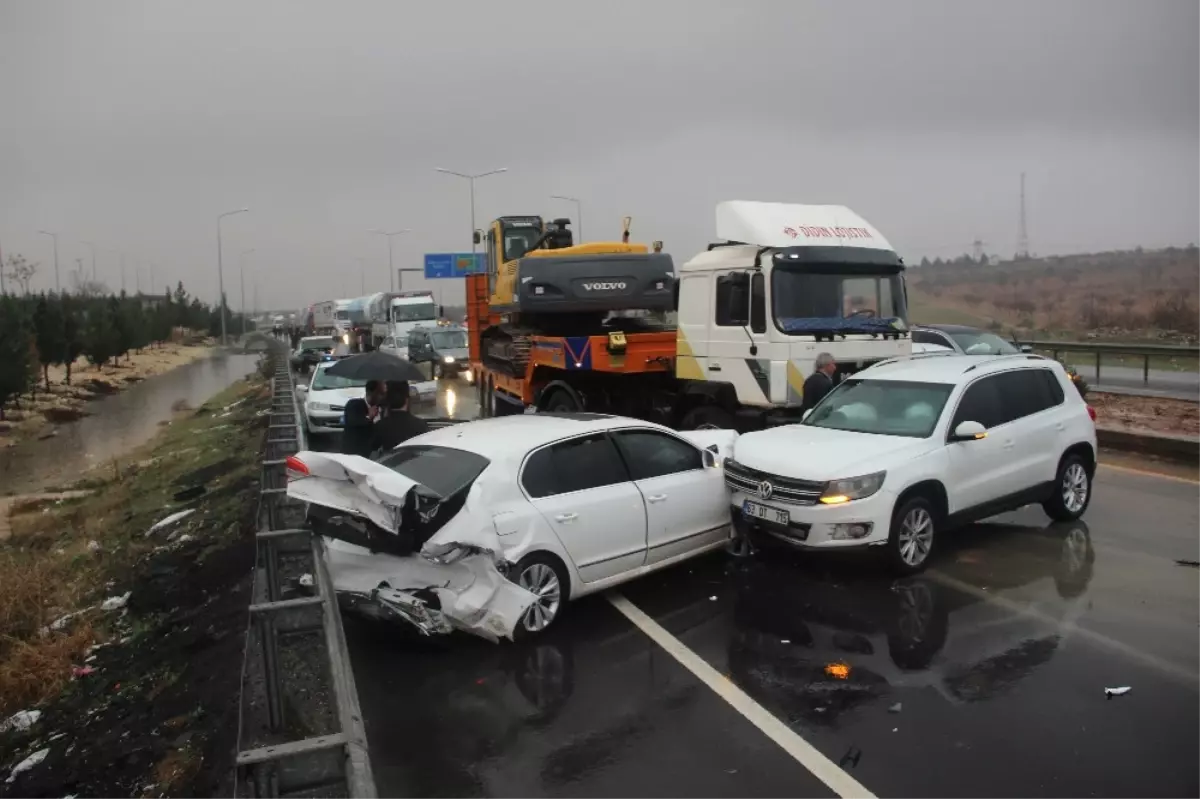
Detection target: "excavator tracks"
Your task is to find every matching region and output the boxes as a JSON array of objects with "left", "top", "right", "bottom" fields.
[{"left": 480, "top": 324, "right": 534, "bottom": 377}]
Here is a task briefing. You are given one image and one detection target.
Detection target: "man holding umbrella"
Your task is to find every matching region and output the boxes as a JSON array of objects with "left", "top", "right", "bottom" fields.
[
  {"left": 321, "top": 350, "right": 429, "bottom": 457},
  {"left": 342, "top": 380, "right": 387, "bottom": 457}
]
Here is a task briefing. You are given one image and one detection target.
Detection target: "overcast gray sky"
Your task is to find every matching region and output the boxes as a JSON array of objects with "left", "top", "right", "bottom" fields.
[{"left": 2, "top": 0, "right": 1197, "bottom": 310}]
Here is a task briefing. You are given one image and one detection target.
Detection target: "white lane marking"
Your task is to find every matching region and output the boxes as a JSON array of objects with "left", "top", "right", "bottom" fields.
[
  {"left": 1098, "top": 462, "right": 1199, "bottom": 485},
  {"left": 607, "top": 593, "right": 876, "bottom": 799}
]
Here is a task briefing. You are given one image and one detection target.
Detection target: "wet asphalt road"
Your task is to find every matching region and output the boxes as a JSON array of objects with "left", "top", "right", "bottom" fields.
[{"left": 321, "top": 381, "right": 1199, "bottom": 798}]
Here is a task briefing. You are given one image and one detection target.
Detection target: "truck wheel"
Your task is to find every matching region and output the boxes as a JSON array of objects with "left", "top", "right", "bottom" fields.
[
  {"left": 483, "top": 376, "right": 496, "bottom": 418},
  {"left": 681, "top": 405, "right": 735, "bottom": 430}
]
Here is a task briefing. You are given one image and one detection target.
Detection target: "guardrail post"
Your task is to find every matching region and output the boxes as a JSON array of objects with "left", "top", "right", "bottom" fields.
[
  {"left": 1144, "top": 354, "right": 1150, "bottom": 387},
  {"left": 1095, "top": 350, "right": 1101, "bottom": 384}
]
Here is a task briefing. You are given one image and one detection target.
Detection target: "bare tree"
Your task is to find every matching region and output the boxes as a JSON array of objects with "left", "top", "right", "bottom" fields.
[{"left": 3, "top": 254, "right": 38, "bottom": 295}]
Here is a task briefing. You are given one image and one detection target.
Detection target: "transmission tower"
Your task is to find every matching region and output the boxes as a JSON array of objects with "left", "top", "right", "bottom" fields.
[
  {"left": 1016, "top": 171, "right": 1030, "bottom": 260},
  {"left": 972, "top": 238, "right": 987, "bottom": 263}
]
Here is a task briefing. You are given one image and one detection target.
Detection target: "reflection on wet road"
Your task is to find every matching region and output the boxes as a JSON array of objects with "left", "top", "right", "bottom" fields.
[
  {"left": 341, "top": 457, "right": 1198, "bottom": 798},
  {"left": 0, "top": 351, "right": 262, "bottom": 495}
]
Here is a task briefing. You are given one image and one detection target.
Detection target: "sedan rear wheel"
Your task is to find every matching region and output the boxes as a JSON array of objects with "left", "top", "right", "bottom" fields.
[{"left": 513, "top": 554, "right": 568, "bottom": 638}]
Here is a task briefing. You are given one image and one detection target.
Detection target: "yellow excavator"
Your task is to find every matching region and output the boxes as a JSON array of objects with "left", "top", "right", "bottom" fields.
[{"left": 471, "top": 215, "right": 675, "bottom": 376}]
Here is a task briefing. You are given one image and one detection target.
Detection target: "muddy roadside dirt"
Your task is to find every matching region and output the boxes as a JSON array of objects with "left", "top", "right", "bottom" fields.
[
  {"left": 1089, "top": 391, "right": 1199, "bottom": 437},
  {"left": 0, "top": 364, "right": 271, "bottom": 798}
]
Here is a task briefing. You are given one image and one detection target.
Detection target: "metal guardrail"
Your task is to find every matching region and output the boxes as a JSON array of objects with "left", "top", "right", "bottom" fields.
[
  {"left": 235, "top": 344, "right": 376, "bottom": 798},
  {"left": 1016, "top": 339, "right": 1199, "bottom": 389}
]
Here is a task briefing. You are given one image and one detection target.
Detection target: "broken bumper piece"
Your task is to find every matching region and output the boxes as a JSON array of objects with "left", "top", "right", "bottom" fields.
[{"left": 325, "top": 541, "right": 537, "bottom": 642}]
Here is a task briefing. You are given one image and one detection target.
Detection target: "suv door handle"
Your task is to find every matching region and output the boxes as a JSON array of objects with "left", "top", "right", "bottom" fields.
[
  {"left": 554, "top": 513, "right": 578, "bottom": 522},
  {"left": 1003, "top": 440, "right": 1015, "bottom": 450},
  {"left": 647, "top": 494, "right": 668, "bottom": 503}
]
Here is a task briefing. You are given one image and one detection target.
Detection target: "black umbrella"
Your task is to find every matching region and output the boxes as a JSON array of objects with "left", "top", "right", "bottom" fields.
[{"left": 322, "top": 350, "right": 428, "bottom": 382}]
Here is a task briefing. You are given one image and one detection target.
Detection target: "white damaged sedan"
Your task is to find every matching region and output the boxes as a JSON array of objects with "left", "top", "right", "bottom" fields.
[{"left": 286, "top": 412, "right": 738, "bottom": 641}]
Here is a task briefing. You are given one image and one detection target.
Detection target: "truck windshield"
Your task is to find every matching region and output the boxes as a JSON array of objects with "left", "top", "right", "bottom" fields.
[
  {"left": 430, "top": 330, "right": 467, "bottom": 349},
  {"left": 772, "top": 268, "right": 907, "bottom": 333},
  {"left": 393, "top": 302, "right": 436, "bottom": 322}
]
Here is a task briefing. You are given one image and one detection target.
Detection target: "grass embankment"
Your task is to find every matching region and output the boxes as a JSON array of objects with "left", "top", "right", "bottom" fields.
[
  {"left": 0, "top": 340, "right": 214, "bottom": 450},
  {"left": 0, "top": 362, "right": 270, "bottom": 797}
]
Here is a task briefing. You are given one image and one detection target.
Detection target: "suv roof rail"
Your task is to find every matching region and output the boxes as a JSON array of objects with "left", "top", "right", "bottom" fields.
[
  {"left": 962, "top": 353, "right": 1049, "bottom": 372},
  {"left": 868, "top": 350, "right": 959, "bottom": 370}
]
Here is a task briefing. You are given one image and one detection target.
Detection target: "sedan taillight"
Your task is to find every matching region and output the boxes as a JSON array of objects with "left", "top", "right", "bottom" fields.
[{"left": 285, "top": 455, "right": 309, "bottom": 481}]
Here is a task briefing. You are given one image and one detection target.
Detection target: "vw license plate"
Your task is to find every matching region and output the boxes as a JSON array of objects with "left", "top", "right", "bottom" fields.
[{"left": 743, "top": 499, "right": 789, "bottom": 526}]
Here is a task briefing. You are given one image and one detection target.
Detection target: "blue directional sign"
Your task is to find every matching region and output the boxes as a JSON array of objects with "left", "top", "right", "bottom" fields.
[{"left": 423, "top": 253, "right": 486, "bottom": 279}]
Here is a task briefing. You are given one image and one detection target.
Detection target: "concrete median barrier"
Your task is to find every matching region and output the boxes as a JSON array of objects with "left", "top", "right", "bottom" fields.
[{"left": 1097, "top": 427, "right": 1199, "bottom": 464}]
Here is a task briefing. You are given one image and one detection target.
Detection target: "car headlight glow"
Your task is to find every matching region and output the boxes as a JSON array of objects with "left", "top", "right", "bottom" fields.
[
  {"left": 308, "top": 402, "right": 330, "bottom": 411},
  {"left": 820, "top": 471, "right": 886, "bottom": 504},
  {"left": 443, "top": 355, "right": 455, "bottom": 363}
]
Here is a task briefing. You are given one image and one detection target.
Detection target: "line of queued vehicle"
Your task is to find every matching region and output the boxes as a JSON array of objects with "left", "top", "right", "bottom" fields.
[{"left": 284, "top": 349, "right": 1098, "bottom": 642}]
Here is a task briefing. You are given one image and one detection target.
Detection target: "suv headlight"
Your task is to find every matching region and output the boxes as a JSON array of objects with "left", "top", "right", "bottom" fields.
[
  {"left": 308, "top": 401, "right": 330, "bottom": 411},
  {"left": 443, "top": 355, "right": 455, "bottom": 363},
  {"left": 820, "top": 471, "right": 886, "bottom": 504}
]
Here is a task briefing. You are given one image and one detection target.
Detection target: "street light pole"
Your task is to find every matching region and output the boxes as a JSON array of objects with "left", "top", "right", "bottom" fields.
[
  {"left": 435, "top": 167, "right": 508, "bottom": 255},
  {"left": 369, "top": 229, "right": 411, "bottom": 293},
  {"left": 239, "top": 248, "right": 254, "bottom": 336},
  {"left": 550, "top": 195, "right": 583, "bottom": 242},
  {"left": 217, "top": 208, "right": 249, "bottom": 346},
  {"left": 38, "top": 230, "right": 60, "bottom": 292},
  {"left": 80, "top": 240, "right": 98, "bottom": 282}
]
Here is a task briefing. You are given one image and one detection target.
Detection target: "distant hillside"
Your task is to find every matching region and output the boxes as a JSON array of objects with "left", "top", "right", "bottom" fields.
[{"left": 907, "top": 246, "right": 1199, "bottom": 342}]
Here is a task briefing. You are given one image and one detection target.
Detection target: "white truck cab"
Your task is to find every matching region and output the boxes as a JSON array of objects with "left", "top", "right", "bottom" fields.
[
  {"left": 675, "top": 201, "right": 911, "bottom": 421},
  {"left": 371, "top": 291, "right": 438, "bottom": 350}
]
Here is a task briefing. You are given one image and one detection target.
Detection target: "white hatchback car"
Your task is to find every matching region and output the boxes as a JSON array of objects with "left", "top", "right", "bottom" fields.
[
  {"left": 726, "top": 353, "right": 1097, "bottom": 574},
  {"left": 286, "top": 413, "right": 738, "bottom": 640}
]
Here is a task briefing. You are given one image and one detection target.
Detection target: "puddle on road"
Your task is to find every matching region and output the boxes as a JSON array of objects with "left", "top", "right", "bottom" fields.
[{"left": 0, "top": 351, "right": 262, "bottom": 496}]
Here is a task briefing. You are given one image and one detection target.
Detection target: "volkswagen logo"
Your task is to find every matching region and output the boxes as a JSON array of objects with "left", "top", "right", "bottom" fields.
[{"left": 757, "top": 480, "right": 773, "bottom": 499}]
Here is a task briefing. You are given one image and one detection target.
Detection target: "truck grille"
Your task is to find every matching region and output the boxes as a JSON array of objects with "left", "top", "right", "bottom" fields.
[{"left": 724, "top": 459, "right": 825, "bottom": 506}]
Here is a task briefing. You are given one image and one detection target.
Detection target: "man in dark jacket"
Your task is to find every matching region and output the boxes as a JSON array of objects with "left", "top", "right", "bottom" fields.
[
  {"left": 370, "top": 380, "right": 430, "bottom": 457},
  {"left": 341, "top": 380, "right": 386, "bottom": 457},
  {"left": 800, "top": 352, "right": 838, "bottom": 414}
]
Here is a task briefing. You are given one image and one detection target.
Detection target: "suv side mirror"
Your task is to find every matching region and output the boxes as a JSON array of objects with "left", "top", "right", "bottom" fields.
[
  {"left": 297, "top": 384, "right": 308, "bottom": 394},
  {"left": 472, "top": 230, "right": 482, "bottom": 245},
  {"left": 950, "top": 420, "right": 987, "bottom": 442},
  {"left": 1019, "top": 344, "right": 1033, "bottom": 353}
]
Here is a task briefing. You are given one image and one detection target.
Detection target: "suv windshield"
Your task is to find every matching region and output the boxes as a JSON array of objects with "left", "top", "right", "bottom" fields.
[
  {"left": 393, "top": 302, "right": 436, "bottom": 322},
  {"left": 310, "top": 369, "right": 367, "bottom": 392},
  {"left": 946, "top": 330, "right": 1020, "bottom": 355},
  {"left": 773, "top": 268, "right": 907, "bottom": 331},
  {"left": 431, "top": 330, "right": 467, "bottom": 349},
  {"left": 379, "top": 445, "right": 490, "bottom": 498},
  {"left": 804, "top": 378, "right": 954, "bottom": 438}
]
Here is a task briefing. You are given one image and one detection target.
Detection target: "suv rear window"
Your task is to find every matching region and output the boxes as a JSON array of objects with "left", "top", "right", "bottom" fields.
[{"left": 378, "top": 445, "right": 490, "bottom": 498}]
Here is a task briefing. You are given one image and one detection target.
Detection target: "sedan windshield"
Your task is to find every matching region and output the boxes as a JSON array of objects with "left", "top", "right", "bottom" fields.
[
  {"left": 804, "top": 378, "right": 954, "bottom": 438},
  {"left": 310, "top": 369, "right": 367, "bottom": 392},
  {"left": 379, "top": 445, "right": 490, "bottom": 498},
  {"left": 300, "top": 337, "right": 335, "bottom": 351},
  {"left": 947, "top": 330, "right": 1020, "bottom": 355}
]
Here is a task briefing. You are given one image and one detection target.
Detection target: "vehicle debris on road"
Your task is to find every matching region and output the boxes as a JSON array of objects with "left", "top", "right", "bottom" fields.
[{"left": 1105, "top": 686, "right": 1132, "bottom": 698}]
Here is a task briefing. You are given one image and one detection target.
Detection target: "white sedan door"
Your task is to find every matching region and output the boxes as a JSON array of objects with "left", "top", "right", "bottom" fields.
[
  {"left": 611, "top": 428, "right": 730, "bottom": 566},
  {"left": 522, "top": 433, "right": 648, "bottom": 584}
]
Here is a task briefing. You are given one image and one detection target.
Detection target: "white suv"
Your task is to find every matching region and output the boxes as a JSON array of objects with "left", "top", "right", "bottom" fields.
[{"left": 725, "top": 353, "right": 1097, "bottom": 573}]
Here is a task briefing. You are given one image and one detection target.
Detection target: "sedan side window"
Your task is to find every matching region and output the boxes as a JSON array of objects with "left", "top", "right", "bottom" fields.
[
  {"left": 612, "top": 430, "right": 703, "bottom": 480},
  {"left": 951, "top": 375, "right": 1006, "bottom": 430},
  {"left": 522, "top": 434, "right": 631, "bottom": 498}
]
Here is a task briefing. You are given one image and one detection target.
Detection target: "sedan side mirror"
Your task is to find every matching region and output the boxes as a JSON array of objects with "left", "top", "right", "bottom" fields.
[
  {"left": 703, "top": 449, "right": 718, "bottom": 468},
  {"left": 950, "top": 420, "right": 987, "bottom": 442}
]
